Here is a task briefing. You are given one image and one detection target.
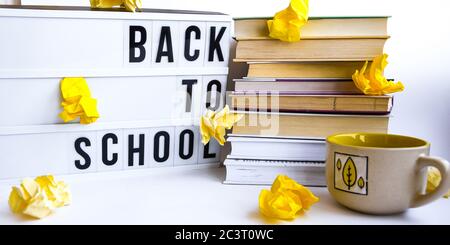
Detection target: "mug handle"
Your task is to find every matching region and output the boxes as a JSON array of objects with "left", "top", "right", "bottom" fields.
[{"left": 410, "top": 155, "right": 450, "bottom": 208}]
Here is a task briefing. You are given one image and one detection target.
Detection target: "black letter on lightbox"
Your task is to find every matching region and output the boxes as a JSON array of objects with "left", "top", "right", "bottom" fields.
[
  {"left": 206, "top": 80, "right": 222, "bottom": 110},
  {"left": 156, "top": 26, "right": 174, "bottom": 63},
  {"left": 203, "top": 143, "right": 216, "bottom": 159},
  {"left": 129, "top": 26, "right": 147, "bottom": 63},
  {"left": 179, "top": 129, "right": 194, "bottom": 160},
  {"left": 184, "top": 25, "right": 201, "bottom": 61},
  {"left": 102, "top": 133, "right": 118, "bottom": 166},
  {"left": 74, "top": 137, "right": 91, "bottom": 170},
  {"left": 154, "top": 131, "right": 170, "bottom": 163},
  {"left": 208, "top": 26, "right": 226, "bottom": 62},
  {"left": 182, "top": 79, "right": 198, "bottom": 112},
  {"left": 128, "top": 134, "right": 145, "bottom": 167}
]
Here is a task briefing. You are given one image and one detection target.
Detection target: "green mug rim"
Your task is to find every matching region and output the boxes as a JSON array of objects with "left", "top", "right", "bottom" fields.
[{"left": 326, "top": 133, "right": 430, "bottom": 150}]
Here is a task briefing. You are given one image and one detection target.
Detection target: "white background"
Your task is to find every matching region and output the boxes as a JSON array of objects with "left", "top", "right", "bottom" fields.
[
  {"left": 4, "top": 0, "right": 450, "bottom": 159},
  {"left": 1, "top": 165, "right": 449, "bottom": 224},
  {"left": 0, "top": 0, "right": 449, "bottom": 225}
]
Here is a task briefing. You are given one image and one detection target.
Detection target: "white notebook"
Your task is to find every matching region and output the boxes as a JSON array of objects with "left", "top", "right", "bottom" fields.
[
  {"left": 224, "top": 158, "right": 326, "bottom": 186},
  {"left": 227, "top": 135, "right": 326, "bottom": 161}
]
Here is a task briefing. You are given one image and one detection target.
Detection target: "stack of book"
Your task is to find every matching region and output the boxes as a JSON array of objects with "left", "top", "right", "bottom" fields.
[{"left": 224, "top": 16, "right": 392, "bottom": 186}]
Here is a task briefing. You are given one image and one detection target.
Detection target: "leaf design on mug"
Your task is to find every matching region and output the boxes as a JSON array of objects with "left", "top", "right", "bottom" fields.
[
  {"left": 358, "top": 177, "right": 365, "bottom": 189},
  {"left": 336, "top": 159, "right": 342, "bottom": 170},
  {"left": 342, "top": 157, "right": 357, "bottom": 190}
]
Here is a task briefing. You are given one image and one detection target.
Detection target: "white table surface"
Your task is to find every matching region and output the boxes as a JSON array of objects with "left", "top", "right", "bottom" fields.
[{"left": 0, "top": 165, "right": 448, "bottom": 225}]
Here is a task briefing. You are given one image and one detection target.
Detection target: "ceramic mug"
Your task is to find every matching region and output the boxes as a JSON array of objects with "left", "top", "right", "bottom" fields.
[{"left": 326, "top": 133, "right": 450, "bottom": 215}]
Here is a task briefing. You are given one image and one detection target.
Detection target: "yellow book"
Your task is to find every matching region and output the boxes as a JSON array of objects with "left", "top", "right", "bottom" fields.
[
  {"left": 246, "top": 62, "right": 367, "bottom": 78},
  {"left": 235, "top": 38, "right": 388, "bottom": 62},
  {"left": 232, "top": 111, "right": 389, "bottom": 138},
  {"left": 231, "top": 94, "right": 393, "bottom": 115}
]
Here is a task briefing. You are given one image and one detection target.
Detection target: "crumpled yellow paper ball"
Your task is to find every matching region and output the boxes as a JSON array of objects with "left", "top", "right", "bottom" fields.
[
  {"left": 427, "top": 167, "right": 450, "bottom": 199},
  {"left": 59, "top": 77, "right": 100, "bottom": 125},
  {"left": 259, "top": 175, "right": 319, "bottom": 220},
  {"left": 267, "top": 0, "right": 309, "bottom": 42},
  {"left": 8, "top": 175, "right": 71, "bottom": 219},
  {"left": 352, "top": 54, "right": 405, "bottom": 95},
  {"left": 259, "top": 189, "right": 302, "bottom": 220},
  {"left": 90, "top": 0, "right": 142, "bottom": 12},
  {"left": 35, "top": 175, "right": 72, "bottom": 207},
  {"left": 200, "top": 105, "right": 243, "bottom": 146}
]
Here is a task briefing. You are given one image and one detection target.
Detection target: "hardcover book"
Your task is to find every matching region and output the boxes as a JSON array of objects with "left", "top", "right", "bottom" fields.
[
  {"left": 235, "top": 38, "right": 388, "bottom": 62},
  {"left": 232, "top": 111, "right": 390, "bottom": 138},
  {"left": 234, "top": 16, "right": 389, "bottom": 40},
  {"left": 234, "top": 78, "right": 362, "bottom": 94},
  {"left": 231, "top": 93, "right": 393, "bottom": 115},
  {"left": 246, "top": 61, "right": 368, "bottom": 78}
]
